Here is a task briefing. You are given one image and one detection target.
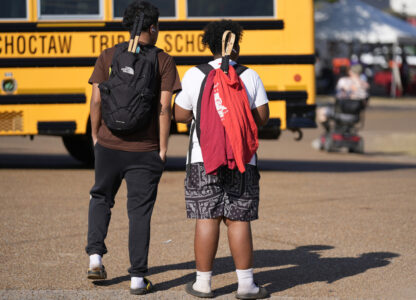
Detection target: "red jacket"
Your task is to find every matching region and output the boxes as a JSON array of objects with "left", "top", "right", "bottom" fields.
[{"left": 200, "top": 66, "right": 258, "bottom": 174}]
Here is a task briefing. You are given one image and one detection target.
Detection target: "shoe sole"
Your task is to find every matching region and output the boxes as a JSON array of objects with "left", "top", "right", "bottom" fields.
[
  {"left": 87, "top": 273, "right": 107, "bottom": 280},
  {"left": 87, "top": 266, "right": 107, "bottom": 280},
  {"left": 130, "top": 278, "right": 153, "bottom": 295},
  {"left": 236, "top": 286, "right": 269, "bottom": 299},
  {"left": 185, "top": 281, "right": 214, "bottom": 298},
  {"left": 130, "top": 288, "right": 148, "bottom": 295}
]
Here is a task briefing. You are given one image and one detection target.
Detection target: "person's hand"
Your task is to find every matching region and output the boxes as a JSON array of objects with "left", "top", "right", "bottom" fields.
[
  {"left": 92, "top": 136, "right": 98, "bottom": 146},
  {"left": 159, "top": 150, "right": 167, "bottom": 163}
]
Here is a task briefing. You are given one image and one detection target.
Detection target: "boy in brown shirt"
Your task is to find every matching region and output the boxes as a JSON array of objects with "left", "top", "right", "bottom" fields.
[{"left": 85, "top": 1, "right": 181, "bottom": 295}]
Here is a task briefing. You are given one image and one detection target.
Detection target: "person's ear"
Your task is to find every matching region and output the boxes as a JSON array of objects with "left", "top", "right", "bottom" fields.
[{"left": 150, "top": 25, "right": 157, "bottom": 33}]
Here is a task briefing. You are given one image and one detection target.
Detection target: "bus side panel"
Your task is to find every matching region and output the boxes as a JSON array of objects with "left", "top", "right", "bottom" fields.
[
  {"left": 278, "top": 0, "right": 315, "bottom": 55},
  {"left": 0, "top": 104, "right": 90, "bottom": 135},
  {"left": 0, "top": 67, "right": 92, "bottom": 135}
]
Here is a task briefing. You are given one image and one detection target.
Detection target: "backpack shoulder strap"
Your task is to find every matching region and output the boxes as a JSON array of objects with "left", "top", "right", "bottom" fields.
[
  {"left": 113, "top": 41, "right": 128, "bottom": 57},
  {"left": 234, "top": 64, "right": 248, "bottom": 76},
  {"left": 115, "top": 41, "right": 129, "bottom": 50},
  {"left": 186, "top": 64, "right": 214, "bottom": 174},
  {"left": 153, "top": 46, "right": 163, "bottom": 54},
  {"left": 195, "top": 64, "right": 214, "bottom": 142},
  {"left": 110, "top": 42, "right": 129, "bottom": 71},
  {"left": 140, "top": 44, "right": 162, "bottom": 54},
  {"left": 196, "top": 63, "right": 214, "bottom": 76}
]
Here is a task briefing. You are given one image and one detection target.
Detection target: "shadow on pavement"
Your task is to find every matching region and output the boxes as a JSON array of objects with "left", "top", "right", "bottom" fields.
[
  {"left": 257, "top": 159, "right": 416, "bottom": 172},
  {"left": 0, "top": 154, "right": 89, "bottom": 169},
  {"left": 93, "top": 245, "right": 399, "bottom": 296},
  {"left": 1, "top": 154, "right": 415, "bottom": 173},
  {"left": 0, "top": 154, "right": 186, "bottom": 170}
]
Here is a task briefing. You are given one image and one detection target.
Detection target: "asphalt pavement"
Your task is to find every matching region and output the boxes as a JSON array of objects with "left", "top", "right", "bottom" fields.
[{"left": 0, "top": 98, "right": 415, "bottom": 299}]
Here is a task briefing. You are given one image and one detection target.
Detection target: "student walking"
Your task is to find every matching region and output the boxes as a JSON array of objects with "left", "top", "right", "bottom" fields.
[
  {"left": 174, "top": 20, "right": 270, "bottom": 299},
  {"left": 85, "top": 1, "right": 181, "bottom": 295}
]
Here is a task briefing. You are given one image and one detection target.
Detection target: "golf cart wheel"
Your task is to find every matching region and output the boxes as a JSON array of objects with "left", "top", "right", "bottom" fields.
[
  {"left": 323, "top": 137, "right": 334, "bottom": 152},
  {"left": 349, "top": 139, "right": 364, "bottom": 154},
  {"left": 355, "top": 139, "right": 364, "bottom": 153}
]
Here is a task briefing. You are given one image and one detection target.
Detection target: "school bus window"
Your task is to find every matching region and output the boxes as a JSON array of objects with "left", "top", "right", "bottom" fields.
[
  {"left": 40, "top": 0, "right": 100, "bottom": 16},
  {"left": 0, "top": 0, "right": 27, "bottom": 19},
  {"left": 187, "top": 0, "right": 274, "bottom": 17},
  {"left": 113, "top": 0, "right": 176, "bottom": 18}
]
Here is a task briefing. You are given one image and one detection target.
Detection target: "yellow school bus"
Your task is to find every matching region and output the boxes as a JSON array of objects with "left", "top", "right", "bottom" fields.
[{"left": 0, "top": 0, "right": 315, "bottom": 163}]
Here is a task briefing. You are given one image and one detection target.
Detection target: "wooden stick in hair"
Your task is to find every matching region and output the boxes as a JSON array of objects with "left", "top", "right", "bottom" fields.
[{"left": 131, "top": 12, "right": 145, "bottom": 53}]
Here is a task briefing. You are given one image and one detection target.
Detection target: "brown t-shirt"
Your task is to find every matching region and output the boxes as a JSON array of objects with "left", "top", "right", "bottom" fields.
[{"left": 89, "top": 45, "right": 181, "bottom": 152}]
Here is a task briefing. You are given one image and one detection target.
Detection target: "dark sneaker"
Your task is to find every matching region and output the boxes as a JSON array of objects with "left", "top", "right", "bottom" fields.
[
  {"left": 236, "top": 285, "right": 269, "bottom": 299},
  {"left": 185, "top": 281, "right": 214, "bottom": 298},
  {"left": 87, "top": 265, "right": 107, "bottom": 280},
  {"left": 130, "top": 277, "right": 153, "bottom": 295}
]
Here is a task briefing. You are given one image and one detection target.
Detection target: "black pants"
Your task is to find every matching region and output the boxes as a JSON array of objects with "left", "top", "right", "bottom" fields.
[{"left": 86, "top": 143, "right": 165, "bottom": 277}]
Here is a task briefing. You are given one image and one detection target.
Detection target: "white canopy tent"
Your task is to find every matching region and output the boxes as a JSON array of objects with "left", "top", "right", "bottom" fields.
[
  {"left": 315, "top": 0, "right": 416, "bottom": 96},
  {"left": 315, "top": 0, "right": 416, "bottom": 44}
]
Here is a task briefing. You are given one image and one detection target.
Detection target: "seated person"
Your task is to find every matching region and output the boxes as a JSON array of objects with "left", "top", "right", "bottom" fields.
[
  {"left": 335, "top": 64, "right": 369, "bottom": 100},
  {"left": 317, "top": 64, "right": 369, "bottom": 131}
]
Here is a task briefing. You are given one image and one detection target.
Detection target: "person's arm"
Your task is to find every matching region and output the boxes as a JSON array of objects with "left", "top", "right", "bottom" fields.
[
  {"left": 158, "top": 90, "right": 173, "bottom": 162},
  {"left": 173, "top": 68, "right": 196, "bottom": 124},
  {"left": 335, "top": 77, "right": 347, "bottom": 98},
  {"left": 248, "top": 70, "right": 269, "bottom": 127},
  {"left": 174, "top": 103, "right": 193, "bottom": 124},
  {"left": 251, "top": 103, "right": 269, "bottom": 127},
  {"left": 90, "top": 83, "right": 101, "bottom": 145},
  {"left": 360, "top": 78, "right": 370, "bottom": 90}
]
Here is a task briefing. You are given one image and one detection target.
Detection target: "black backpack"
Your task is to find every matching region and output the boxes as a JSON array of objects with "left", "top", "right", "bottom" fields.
[{"left": 98, "top": 42, "right": 161, "bottom": 135}]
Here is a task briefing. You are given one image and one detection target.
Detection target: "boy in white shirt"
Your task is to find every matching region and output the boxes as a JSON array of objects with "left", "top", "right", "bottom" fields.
[{"left": 174, "top": 20, "right": 270, "bottom": 299}]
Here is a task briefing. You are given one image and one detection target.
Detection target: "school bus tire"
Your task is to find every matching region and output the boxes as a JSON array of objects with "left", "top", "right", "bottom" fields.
[
  {"left": 258, "top": 128, "right": 281, "bottom": 139},
  {"left": 62, "top": 134, "right": 94, "bottom": 165},
  {"left": 62, "top": 121, "right": 94, "bottom": 165}
]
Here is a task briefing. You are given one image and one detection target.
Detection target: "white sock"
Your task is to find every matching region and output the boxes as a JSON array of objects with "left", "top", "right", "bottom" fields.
[
  {"left": 192, "top": 270, "right": 212, "bottom": 293},
  {"left": 131, "top": 277, "right": 146, "bottom": 289},
  {"left": 236, "top": 268, "right": 259, "bottom": 294},
  {"left": 89, "top": 254, "right": 102, "bottom": 269}
]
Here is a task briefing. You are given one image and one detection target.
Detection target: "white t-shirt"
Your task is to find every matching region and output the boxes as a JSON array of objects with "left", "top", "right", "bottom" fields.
[
  {"left": 336, "top": 76, "right": 368, "bottom": 100},
  {"left": 175, "top": 58, "right": 269, "bottom": 165}
]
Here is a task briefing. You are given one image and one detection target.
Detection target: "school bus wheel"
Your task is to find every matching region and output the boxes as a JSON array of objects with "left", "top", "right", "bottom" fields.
[
  {"left": 62, "top": 122, "right": 94, "bottom": 165},
  {"left": 62, "top": 134, "right": 94, "bottom": 165},
  {"left": 258, "top": 118, "right": 281, "bottom": 139}
]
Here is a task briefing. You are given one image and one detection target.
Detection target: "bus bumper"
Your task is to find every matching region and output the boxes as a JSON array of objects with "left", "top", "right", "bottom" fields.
[
  {"left": 0, "top": 102, "right": 89, "bottom": 136},
  {"left": 286, "top": 103, "right": 317, "bottom": 129},
  {"left": 258, "top": 102, "right": 316, "bottom": 140}
]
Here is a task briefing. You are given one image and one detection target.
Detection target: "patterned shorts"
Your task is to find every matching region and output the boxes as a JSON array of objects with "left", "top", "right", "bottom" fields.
[{"left": 185, "top": 163, "right": 260, "bottom": 221}]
